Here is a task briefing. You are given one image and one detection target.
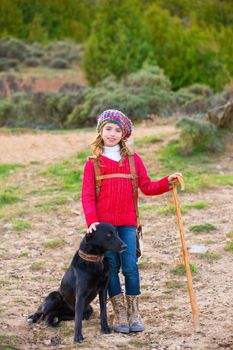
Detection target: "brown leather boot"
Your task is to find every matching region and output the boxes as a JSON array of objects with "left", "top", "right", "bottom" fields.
[
  {"left": 110, "top": 293, "right": 129, "bottom": 333},
  {"left": 126, "top": 295, "right": 145, "bottom": 332}
]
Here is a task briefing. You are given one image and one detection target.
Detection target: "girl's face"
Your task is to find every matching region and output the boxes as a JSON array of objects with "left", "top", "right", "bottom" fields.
[{"left": 101, "top": 123, "right": 123, "bottom": 147}]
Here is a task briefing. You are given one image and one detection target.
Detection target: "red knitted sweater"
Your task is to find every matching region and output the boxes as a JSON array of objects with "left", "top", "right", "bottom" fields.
[{"left": 81, "top": 153, "right": 172, "bottom": 227}]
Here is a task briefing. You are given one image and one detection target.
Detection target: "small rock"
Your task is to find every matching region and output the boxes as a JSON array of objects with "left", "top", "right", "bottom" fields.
[
  {"left": 3, "top": 223, "right": 13, "bottom": 230},
  {"left": 189, "top": 245, "right": 208, "bottom": 254}
]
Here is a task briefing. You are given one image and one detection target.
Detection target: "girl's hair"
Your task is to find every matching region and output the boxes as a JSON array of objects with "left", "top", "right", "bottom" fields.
[{"left": 91, "top": 129, "right": 131, "bottom": 163}]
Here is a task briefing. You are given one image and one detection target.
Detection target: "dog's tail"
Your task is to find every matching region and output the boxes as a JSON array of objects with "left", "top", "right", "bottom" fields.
[{"left": 27, "top": 291, "right": 63, "bottom": 327}]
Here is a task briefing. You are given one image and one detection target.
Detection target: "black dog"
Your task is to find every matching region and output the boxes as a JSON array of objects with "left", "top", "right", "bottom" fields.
[{"left": 27, "top": 222, "right": 126, "bottom": 343}]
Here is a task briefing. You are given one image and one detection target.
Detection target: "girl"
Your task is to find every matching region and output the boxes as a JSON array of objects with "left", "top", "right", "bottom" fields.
[{"left": 81, "top": 109, "right": 182, "bottom": 334}]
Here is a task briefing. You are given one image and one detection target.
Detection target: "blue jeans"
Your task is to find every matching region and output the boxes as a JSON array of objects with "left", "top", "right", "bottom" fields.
[{"left": 105, "top": 226, "right": 140, "bottom": 298}]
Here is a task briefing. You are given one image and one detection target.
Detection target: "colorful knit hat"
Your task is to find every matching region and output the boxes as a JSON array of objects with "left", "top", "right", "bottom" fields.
[{"left": 97, "top": 109, "right": 132, "bottom": 138}]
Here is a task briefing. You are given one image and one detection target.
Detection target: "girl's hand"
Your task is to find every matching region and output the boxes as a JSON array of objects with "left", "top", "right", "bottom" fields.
[
  {"left": 168, "top": 172, "right": 183, "bottom": 185},
  {"left": 87, "top": 222, "right": 100, "bottom": 234}
]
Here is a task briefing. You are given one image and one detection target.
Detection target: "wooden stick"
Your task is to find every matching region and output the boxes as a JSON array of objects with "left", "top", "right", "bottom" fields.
[{"left": 172, "top": 176, "right": 200, "bottom": 329}]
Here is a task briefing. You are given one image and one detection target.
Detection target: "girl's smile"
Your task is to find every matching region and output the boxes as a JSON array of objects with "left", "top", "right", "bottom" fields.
[{"left": 102, "top": 123, "right": 123, "bottom": 147}]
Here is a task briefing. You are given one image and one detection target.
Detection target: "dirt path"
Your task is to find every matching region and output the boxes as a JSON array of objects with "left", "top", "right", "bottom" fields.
[
  {"left": 0, "top": 124, "right": 175, "bottom": 164},
  {"left": 0, "top": 124, "right": 233, "bottom": 350}
]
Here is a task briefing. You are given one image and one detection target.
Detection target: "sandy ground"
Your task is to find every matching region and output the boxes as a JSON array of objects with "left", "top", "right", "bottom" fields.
[{"left": 0, "top": 124, "right": 233, "bottom": 350}]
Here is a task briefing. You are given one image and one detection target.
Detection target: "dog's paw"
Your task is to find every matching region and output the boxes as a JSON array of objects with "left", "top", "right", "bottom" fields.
[
  {"left": 74, "top": 334, "right": 84, "bottom": 343},
  {"left": 101, "top": 325, "right": 112, "bottom": 334},
  {"left": 27, "top": 317, "right": 34, "bottom": 324}
]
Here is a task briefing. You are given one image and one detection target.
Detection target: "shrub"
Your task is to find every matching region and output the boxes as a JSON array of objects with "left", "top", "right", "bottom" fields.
[
  {"left": 69, "top": 65, "right": 177, "bottom": 127},
  {"left": 49, "top": 58, "right": 70, "bottom": 69},
  {"left": 0, "top": 38, "right": 29, "bottom": 61},
  {"left": 0, "top": 58, "right": 10, "bottom": 71},
  {"left": 0, "top": 99, "right": 16, "bottom": 126},
  {"left": 0, "top": 91, "right": 86, "bottom": 129},
  {"left": 181, "top": 84, "right": 213, "bottom": 98},
  {"left": 176, "top": 117, "right": 223, "bottom": 153},
  {"left": 24, "top": 57, "right": 41, "bottom": 67}
]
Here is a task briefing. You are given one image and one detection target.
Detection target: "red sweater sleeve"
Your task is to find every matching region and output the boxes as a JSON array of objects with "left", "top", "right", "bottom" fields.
[
  {"left": 134, "top": 153, "right": 172, "bottom": 195},
  {"left": 81, "top": 159, "right": 99, "bottom": 227}
]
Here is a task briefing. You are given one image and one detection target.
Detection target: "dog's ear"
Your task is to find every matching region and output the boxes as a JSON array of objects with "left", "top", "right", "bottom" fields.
[{"left": 85, "top": 232, "right": 95, "bottom": 241}]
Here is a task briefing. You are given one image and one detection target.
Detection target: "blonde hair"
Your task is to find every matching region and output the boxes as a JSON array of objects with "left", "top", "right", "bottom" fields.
[{"left": 91, "top": 128, "right": 131, "bottom": 164}]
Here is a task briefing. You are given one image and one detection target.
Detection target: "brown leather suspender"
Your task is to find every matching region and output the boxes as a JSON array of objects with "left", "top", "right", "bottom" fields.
[
  {"left": 90, "top": 155, "right": 140, "bottom": 228},
  {"left": 128, "top": 155, "right": 140, "bottom": 228}
]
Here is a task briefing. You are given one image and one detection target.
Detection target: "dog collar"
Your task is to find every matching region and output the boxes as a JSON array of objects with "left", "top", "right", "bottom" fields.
[{"left": 78, "top": 249, "right": 104, "bottom": 263}]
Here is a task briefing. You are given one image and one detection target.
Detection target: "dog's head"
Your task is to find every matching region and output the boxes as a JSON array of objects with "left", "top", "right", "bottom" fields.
[{"left": 84, "top": 222, "right": 126, "bottom": 254}]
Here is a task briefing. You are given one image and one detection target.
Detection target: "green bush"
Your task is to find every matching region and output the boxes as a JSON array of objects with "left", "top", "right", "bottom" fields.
[
  {"left": 176, "top": 117, "right": 223, "bottom": 154},
  {"left": 49, "top": 58, "right": 70, "bottom": 69},
  {"left": 69, "top": 65, "right": 177, "bottom": 126},
  {"left": 0, "top": 91, "right": 86, "bottom": 129},
  {"left": 83, "top": 0, "right": 151, "bottom": 85},
  {"left": 0, "top": 38, "right": 29, "bottom": 61},
  {"left": 0, "top": 99, "right": 16, "bottom": 126},
  {"left": 144, "top": 4, "right": 230, "bottom": 90},
  {"left": 24, "top": 57, "right": 41, "bottom": 67}
]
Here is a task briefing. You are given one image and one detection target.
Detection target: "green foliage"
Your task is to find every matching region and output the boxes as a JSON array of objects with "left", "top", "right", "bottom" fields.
[
  {"left": 49, "top": 58, "right": 70, "bottom": 69},
  {"left": 135, "top": 135, "right": 163, "bottom": 146},
  {"left": 144, "top": 3, "right": 230, "bottom": 90},
  {"left": 77, "top": 150, "right": 92, "bottom": 164},
  {"left": 0, "top": 38, "right": 83, "bottom": 71},
  {"left": 34, "top": 196, "right": 70, "bottom": 212},
  {"left": 42, "top": 238, "right": 66, "bottom": 249},
  {"left": 176, "top": 117, "right": 223, "bottom": 154},
  {"left": 156, "top": 201, "right": 208, "bottom": 216},
  {"left": 165, "top": 280, "right": 184, "bottom": 289},
  {"left": 30, "top": 260, "right": 44, "bottom": 271},
  {"left": 0, "top": 189, "right": 21, "bottom": 208},
  {"left": 13, "top": 220, "right": 32, "bottom": 231},
  {"left": 45, "top": 161, "right": 83, "bottom": 191},
  {"left": 199, "top": 251, "right": 221, "bottom": 261},
  {"left": 83, "top": 0, "right": 152, "bottom": 85},
  {"left": 69, "top": 65, "right": 177, "bottom": 126},
  {"left": 0, "top": 91, "right": 85, "bottom": 129},
  {"left": 190, "top": 223, "right": 217, "bottom": 233},
  {"left": 224, "top": 242, "right": 233, "bottom": 252},
  {"left": 0, "top": 164, "right": 21, "bottom": 178},
  {"left": 159, "top": 140, "right": 214, "bottom": 192},
  {"left": 171, "top": 262, "right": 197, "bottom": 276},
  {"left": 0, "top": 0, "right": 233, "bottom": 90},
  {"left": 0, "top": 0, "right": 95, "bottom": 42},
  {"left": 226, "top": 230, "right": 233, "bottom": 240},
  {"left": 27, "top": 15, "right": 48, "bottom": 43}
]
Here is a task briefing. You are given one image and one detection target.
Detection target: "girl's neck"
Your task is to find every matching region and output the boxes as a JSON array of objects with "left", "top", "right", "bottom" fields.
[{"left": 102, "top": 144, "right": 121, "bottom": 161}]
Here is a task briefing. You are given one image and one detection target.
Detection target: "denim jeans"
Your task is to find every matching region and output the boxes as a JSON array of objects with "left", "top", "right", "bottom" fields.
[{"left": 105, "top": 225, "right": 140, "bottom": 298}]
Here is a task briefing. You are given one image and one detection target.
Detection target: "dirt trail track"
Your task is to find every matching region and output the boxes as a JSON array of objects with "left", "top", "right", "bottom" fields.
[{"left": 0, "top": 124, "right": 233, "bottom": 350}]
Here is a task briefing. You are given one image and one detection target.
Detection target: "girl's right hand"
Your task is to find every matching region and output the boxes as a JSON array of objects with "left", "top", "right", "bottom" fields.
[{"left": 87, "top": 222, "right": 100, "bottom": 234}]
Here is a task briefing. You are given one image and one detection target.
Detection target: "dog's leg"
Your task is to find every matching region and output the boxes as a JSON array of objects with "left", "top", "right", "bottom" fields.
[
  {"left": 83, "top": 304, "right": 93, "bottom": 320},
  {"left": 74, "top": 292, "right": 85, "bottom": 343},
  {"left": 27, "top": 309, "right": 43, "bottom": 324},
  {"left": 27, "top": 291, "right": 62, "bottom": 326},
  {"left": 99, "top": 287, "right": 111, "bottom": 334}
]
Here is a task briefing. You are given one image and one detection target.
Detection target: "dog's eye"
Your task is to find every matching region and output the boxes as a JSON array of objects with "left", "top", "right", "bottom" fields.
[{"left": 107, "top": 232, "right": 113, "bottom": 238}]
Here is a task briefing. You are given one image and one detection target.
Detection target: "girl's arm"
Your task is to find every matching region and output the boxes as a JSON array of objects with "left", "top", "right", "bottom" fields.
[
  {"left": 135, "top": 153, "right": 172, "bottom": 195},
  {"left": 81, "top": 160, "right": 99, "bottom": 227}
]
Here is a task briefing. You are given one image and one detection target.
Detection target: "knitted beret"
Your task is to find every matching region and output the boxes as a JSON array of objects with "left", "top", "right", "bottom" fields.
[{"left": 96, "top": 109, "right": 132, "bottom": 138}]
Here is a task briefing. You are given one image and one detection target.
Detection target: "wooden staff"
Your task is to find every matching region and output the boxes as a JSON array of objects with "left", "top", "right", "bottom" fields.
[{"left": 172, "top": 176, "right": 200, "bottom": 329}]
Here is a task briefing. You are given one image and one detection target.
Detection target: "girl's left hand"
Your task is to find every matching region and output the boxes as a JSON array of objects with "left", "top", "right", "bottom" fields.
[{"left": 168, "top": 172, "right": 183, "bottom": 185}]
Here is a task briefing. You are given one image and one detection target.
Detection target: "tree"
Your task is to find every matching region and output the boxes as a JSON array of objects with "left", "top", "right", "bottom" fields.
[
  {"left": 28, "top": 15, "right": 48, "bottom": 43},
  {"left": 0, "top": 0, "right": 24, "bottom": 38},
  {"left": 83, "top": 0, "right": 151, "bottom": 85},
  {"left": 144, "top": 3, "right": 229, "bottom": 90}
]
